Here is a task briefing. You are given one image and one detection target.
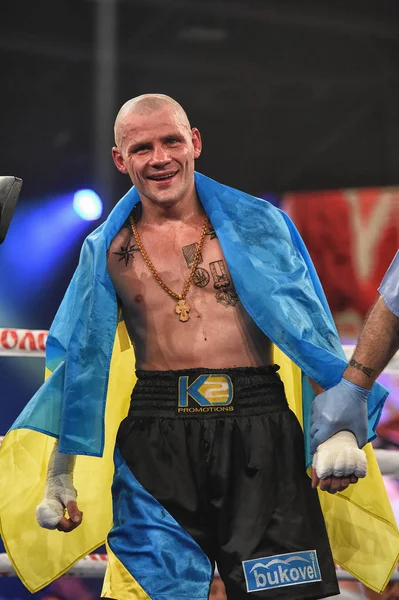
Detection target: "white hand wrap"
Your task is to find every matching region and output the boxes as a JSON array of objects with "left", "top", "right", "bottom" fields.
[
  {"left": 312, "top": 431, "right": 368, "bottom": 480},
  {"left": 36, "top": 443, "right": 77, "bottom": 530}
]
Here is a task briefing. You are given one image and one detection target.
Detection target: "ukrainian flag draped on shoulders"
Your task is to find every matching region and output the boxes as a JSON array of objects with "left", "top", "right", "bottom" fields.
[{"left": 0, "top": 173, "right": 397, "bottom": 597}]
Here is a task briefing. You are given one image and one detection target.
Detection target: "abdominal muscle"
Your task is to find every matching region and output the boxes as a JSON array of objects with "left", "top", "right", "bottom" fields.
[{"left": 122, "top": 280, "right": 273, "bottom": 371}]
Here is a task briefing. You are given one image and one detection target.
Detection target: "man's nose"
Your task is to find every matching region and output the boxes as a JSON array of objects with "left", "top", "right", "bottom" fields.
[{"left": 150, "top": 145, "right": 171, "bottom": 164}]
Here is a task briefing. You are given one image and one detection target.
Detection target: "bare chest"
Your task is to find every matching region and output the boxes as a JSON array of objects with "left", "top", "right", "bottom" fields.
[{"left": 107, "top": 221, "right": 239, "bottom": 318}]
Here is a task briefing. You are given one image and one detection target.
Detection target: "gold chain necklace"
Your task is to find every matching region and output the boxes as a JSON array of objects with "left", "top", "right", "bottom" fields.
[{"left": 130, "top": 214, "right": 209, "bottom": 322}]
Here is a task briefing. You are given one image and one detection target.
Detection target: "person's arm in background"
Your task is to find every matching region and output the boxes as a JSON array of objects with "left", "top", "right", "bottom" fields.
[
  {"left": 344, "top": 250, "right": 399, "bottom": 388},
  {"left": 310, "top": 251, "right": 399, "bottom": 493},
  {"left": 343, "top": 296, "right": 399, "bottom": 387}
]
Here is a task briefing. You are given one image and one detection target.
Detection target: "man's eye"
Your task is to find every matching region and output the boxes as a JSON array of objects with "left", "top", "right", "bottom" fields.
[{"left": 166, "top": 138, "right": 178, "bottom": 145}]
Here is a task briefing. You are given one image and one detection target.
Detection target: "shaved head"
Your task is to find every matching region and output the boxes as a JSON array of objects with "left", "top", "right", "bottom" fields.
[
  {"left": 114, "top": 94, "right": 191, "bottom": 147},
  {"left": 111, "top": 93, "right": 202, "bottom": 211}
]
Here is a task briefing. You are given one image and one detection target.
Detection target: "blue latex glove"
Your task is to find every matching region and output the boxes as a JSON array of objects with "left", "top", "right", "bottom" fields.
[{"left": 310, "top": 379, "right": 369, "bottom": 454}]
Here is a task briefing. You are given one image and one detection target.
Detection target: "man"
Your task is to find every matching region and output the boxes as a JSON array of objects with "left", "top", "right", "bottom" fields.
[{"left": 0, "top": 95, "right": 396, "bottom": 600}]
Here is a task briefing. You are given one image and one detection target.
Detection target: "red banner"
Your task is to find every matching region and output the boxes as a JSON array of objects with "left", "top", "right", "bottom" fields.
[{"left": 283, "top": 187, "right": 399, "bottom": 338}]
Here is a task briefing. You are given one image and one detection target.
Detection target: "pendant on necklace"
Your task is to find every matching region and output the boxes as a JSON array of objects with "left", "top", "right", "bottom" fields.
[{"left": 175, "top": 299, "right": 190, "bottom": 322}]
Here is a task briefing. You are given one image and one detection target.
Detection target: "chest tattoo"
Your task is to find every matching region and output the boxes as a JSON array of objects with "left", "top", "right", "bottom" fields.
[
  {"left": 113, "top": 244, "right": 140, "bottom": 266},
  {"left": 206, "top": 223, "right": 217, "bottom": 240},
  {"left": 182, "top": 242, "right": 203, "bottom": 267},
  {"left": 209, "top": 260, "right": 230, "bottom": 289},
  {"left": 192, "top": 267, "right": 210, "bottom": 288},
  {"left": 216, "top": 288, "right": 239, "bottom": 307},
  {"left": 180, "top": 243, "right": 241, "bottom": 307}
]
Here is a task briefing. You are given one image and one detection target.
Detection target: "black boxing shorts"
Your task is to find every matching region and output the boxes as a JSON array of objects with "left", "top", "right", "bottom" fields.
[{"left": 116, "top": 366, "right": 339, "bottom": 600}]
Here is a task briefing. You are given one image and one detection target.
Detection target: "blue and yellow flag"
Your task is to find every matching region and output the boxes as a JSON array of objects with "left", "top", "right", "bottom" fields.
[{"left": 0, "top": 173, "right": 397, "bottom": 598}]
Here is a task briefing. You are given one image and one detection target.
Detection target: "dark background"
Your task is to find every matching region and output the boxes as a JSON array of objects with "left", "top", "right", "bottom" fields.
[
  {"left": 2, "top": 0, "right": 399, "bottom": 203},
  {"left": 1, "top": 1, "right": 399, "bottom": 597}
]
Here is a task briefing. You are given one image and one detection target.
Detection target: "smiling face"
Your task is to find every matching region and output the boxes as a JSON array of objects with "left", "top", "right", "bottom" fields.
[{"left": 112, "top": 101, "right": 202, "bottom": 211}]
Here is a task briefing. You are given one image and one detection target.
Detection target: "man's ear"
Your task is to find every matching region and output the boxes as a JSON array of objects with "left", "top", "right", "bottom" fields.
[
  {"left": 112, "top": 147, "right": 128, "bottom": 174},
  {"left": 191, "top": 128, "right": 202, "bottom": 159}
]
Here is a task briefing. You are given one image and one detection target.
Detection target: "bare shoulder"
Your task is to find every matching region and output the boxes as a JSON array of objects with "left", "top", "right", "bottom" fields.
[{"left": 107, "top": 216, "right": 135, "bottom": 262}]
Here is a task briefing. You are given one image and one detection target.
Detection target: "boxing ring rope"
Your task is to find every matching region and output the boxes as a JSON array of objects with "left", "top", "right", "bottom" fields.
[
  {"left": 0, "top": 552, "right": 398, "bottom": 581},
  {"left": 1, "top": 327, "right": 398, "bottom": 370},
  {"left": 0, "top": 328, "right": 398, "bottom": 581},
  {"left": 0, "top": 327, "right": 47, "bottom": 356}
]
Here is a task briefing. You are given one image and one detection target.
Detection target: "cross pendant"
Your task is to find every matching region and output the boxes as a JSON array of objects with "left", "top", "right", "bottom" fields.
[{"left": 175, "top": 299, "right": 190, "bottom": 322}]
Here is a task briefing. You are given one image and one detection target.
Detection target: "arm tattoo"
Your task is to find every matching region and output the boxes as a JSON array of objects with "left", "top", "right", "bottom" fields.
[{"left": 349, "top": 358, "right": 375, "bottom": 378}]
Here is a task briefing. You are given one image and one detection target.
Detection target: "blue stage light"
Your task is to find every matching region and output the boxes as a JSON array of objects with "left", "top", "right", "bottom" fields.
[{"left": 73, "top": 189, "right": 103, "bottom": 221}]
